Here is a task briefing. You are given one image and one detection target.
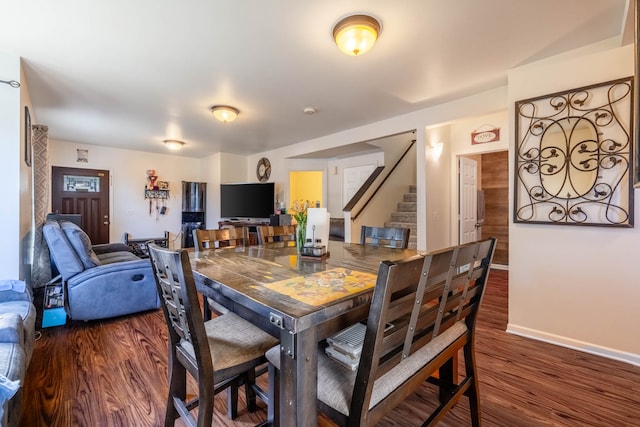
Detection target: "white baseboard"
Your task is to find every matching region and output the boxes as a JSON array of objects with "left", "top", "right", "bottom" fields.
[{"left": 506, "top": 324, "right": 640, "bottom": 367}]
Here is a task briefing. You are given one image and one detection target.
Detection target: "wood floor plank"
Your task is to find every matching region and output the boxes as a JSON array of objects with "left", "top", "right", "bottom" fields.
[{"left": 20, "top": 270, "right": 640, "bottom": 426}]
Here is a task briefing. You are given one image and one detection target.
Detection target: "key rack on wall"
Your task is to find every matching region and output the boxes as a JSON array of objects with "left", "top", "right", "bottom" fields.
[
  {"left": 144, "top": 189, "right": 169, "bottom": 199},
  {"left": 144, "top": 169, "right": 170, "bottom": 217}
]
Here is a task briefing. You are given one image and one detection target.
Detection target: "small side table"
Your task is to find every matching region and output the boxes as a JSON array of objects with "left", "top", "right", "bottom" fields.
[{"left": 42, "top": 280, "right": 66, "bottom": 328}]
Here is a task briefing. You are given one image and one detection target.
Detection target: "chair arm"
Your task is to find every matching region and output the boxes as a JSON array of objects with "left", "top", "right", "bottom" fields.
[
  {"left": 64, "top": 259, "right": 158, "bottom": 321},
  {"left": 66, "top": 259, "right": 151, "bottom": 286},
  {"left": 92, "top": 243, "right": 132, "bottom": 255}
]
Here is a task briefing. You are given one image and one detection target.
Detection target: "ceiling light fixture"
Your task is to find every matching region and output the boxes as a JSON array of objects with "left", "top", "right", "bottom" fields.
[
  {"left": 163, "top": 139, "right": 185, "bottom": 150},
  {"left": 211, "top": 105, "right": 239, "bottom": 123},
  {"left": 332, "top": 14, "right": 381, "bottom": 56}
]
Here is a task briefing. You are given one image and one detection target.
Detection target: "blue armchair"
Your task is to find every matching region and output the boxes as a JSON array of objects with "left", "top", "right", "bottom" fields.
[{"left": 43, "top": 219, "right": 159, "bottom": 321}]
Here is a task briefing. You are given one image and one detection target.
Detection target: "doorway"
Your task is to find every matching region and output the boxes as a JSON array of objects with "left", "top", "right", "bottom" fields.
[
  {"left": 51, "top": 166, "right": 110, "bottom": 244},
  {"left": 289, "top": 170, "right": 323, "bottom": 209},
  {"left": 458, "top": 151, "right": 509, "bottom": 266}
]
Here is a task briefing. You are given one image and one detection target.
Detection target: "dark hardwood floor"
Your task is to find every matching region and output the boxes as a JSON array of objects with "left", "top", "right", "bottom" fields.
[{"left": 21, "top": 270, "right": 640, "bottom": 426}]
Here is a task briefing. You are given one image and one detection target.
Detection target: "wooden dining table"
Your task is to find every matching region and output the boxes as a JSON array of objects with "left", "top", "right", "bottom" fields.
[{"left": 190, "top": 240, "right": 418, "bottom": 426}]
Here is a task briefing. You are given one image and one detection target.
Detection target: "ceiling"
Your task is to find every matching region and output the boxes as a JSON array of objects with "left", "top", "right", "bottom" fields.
[{"left": 0, "top": 0, "right": 633, "bottom": 158}]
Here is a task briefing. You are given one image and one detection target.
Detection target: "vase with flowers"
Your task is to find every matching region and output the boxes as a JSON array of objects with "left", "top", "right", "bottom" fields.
[{"left": 291, "top": 200, "right": 309, "bottom": 252}]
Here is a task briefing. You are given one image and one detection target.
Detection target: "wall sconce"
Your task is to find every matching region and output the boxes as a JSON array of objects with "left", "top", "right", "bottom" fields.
[
  {"left": 164, "top": 139, "right": 185, "bottom": 150},
  {"left": 332, "top": 14, "right": 381, "bottom": 56},
  {"left": 430, "top": 142, "right": 444, "bottom": 161},
  {"left": 211, "top": 105, "right": 239, "bottom": 123}
]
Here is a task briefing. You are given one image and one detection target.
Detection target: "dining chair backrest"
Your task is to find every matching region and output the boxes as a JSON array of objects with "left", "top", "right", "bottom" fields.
[
  {"left": 193, "top": 228, "right": 247, "bottom": 251},
  {"left": 360, "top": 226, "right": 410, "bottom": 249},
  {"left": 148, "top": 243, "right": 277, "bottom": 426},
  {"left": 148, "top": 243, "right": 212, "bottom": 382},
  {"left": 256, "top": 225, "right": 297, "bottom": 246},
  {"left": 318, "top": 237, "right": 496, "bottom": 426}
]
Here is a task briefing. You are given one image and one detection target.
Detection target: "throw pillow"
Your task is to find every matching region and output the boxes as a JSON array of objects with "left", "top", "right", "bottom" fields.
[{"left": 60, "top": 221, "right": 101, "bottom": 269}]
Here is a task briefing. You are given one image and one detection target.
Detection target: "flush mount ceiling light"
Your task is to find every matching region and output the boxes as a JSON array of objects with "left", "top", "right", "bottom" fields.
[
  {"left": 163, "top": 139, "right": 185, "bottom": 150},
  {"left": 211, "top": 105, "right": 239, "bottom": 123},
  {"left": 332, "top": 14, "right": 381, "bottom": 56}
]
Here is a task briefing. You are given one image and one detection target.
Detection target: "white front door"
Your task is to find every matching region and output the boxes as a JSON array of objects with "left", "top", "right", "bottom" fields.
[{"left": 459, "top": 156, "right": 478, "bottom": 244}]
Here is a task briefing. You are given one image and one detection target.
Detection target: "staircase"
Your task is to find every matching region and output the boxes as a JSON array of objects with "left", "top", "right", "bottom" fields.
[{"left": 384, "top": 184, "right": 417, "bottom": 249}]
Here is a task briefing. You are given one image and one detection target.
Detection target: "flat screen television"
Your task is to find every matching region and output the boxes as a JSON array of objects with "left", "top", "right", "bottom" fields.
[{"left": 220, "top": 182, "right": 275, "bottom": 219}]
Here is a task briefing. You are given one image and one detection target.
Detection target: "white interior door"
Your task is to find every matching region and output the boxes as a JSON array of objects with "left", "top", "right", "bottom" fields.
[{"left": 459, "top": 156, "right": 478, "bottom": 244}]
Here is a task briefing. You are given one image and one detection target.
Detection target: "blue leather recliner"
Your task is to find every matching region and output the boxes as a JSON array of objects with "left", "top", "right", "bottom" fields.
[{"left": 43, "top": 219, "right": 159, "bottom": 321}]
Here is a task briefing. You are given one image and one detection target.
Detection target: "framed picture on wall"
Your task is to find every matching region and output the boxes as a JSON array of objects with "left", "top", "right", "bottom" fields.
[
  {"left": 514, "top": 77, "right": 634, "bottom": 227},
  {"left": 24, "top": 106, "right": 31, "bottom": 167}
]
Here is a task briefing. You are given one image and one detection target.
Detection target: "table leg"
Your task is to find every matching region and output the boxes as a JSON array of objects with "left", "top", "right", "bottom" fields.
[{"left": 279, "top": 327, "right": 318, "bottom": 426}]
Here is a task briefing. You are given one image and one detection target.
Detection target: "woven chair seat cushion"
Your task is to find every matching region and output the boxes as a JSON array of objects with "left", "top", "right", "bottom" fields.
[
  {"left": 181, "top": 311, "right": 278, "bottom": 382},
  {"left": 267, "top": 321, "right": 467, "bottom": 417},
  {"left": 320, "top": 321, "right": 467, "bottom": 415}
]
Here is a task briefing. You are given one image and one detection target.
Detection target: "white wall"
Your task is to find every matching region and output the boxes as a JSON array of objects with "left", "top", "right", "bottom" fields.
[
  {"left": 202, "top": 153, "right": 221, "bottom": 232},
  {"left": 50, "top": 140, "right": 205, "bottom": 247},
  {"left": 19, "top": 64, "right": 34, "bottom": 280},
  {"left": 0, "top": 53, "right": 23, "bottom": 280},
  {"left": 508, "top": 44, "right": 640, "bottom": 364},
  {"left": 0, "top": 54, "right": 34, "bottom": 281},
  {"left": 220, "top": 153, "right": 248, "bottom": 184},
  {"left": 424, "top": 124, "right": 452, "bottom": 251},
  {"left": 327, "top": 151, "right": 384, "bottom": 218}
]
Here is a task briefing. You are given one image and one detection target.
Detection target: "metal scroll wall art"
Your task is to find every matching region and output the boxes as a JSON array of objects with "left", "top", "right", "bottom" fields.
[{"left": 514, "top": 77, "right": 634, "bottom": 227}]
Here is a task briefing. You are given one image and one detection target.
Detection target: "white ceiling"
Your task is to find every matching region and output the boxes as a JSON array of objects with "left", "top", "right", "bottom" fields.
[{"left": 0, "top": 0, "right": 632, "bottom": 158}]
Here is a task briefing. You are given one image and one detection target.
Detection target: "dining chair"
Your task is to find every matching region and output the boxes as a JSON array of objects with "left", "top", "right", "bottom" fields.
[
  {"left": 256, "top": 225, "right": 296, "bottom": 247},
  {"left": 360, "top": 225, "right": 410, "bottom": 249},
  {"left": 192, "top": 228, "right": 247, "bottom": 251},
  {"left": 266, "top": 237, "right": 495, "bottom": 426},
  {"left": 147, "top": 243, "right": 278, "bottom": 427},
  {"left": 192, "top": 228, "right": 249, "bottom": 319}
]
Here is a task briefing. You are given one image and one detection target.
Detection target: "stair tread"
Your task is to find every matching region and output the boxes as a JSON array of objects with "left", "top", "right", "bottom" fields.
[
  {"left": 383, "top": 184, "right": 417, "bottom": 248},
  {"left": 385, "top": 223, "right": 416, "bottom": 229}
]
